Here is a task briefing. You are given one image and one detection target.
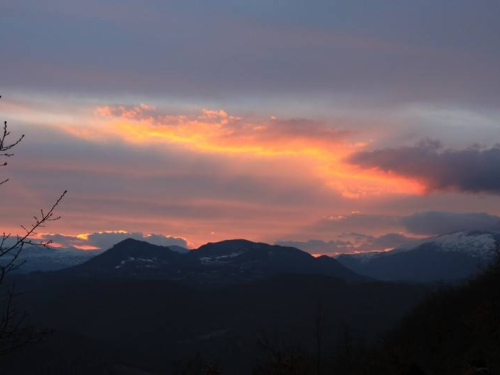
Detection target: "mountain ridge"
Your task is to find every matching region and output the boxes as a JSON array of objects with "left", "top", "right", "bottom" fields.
[
  {"left": 337, "top": 230, "right": 500, "bottom": 282},
  {"left": 61, "top": 238, "right": 367, "bottom": 284}
]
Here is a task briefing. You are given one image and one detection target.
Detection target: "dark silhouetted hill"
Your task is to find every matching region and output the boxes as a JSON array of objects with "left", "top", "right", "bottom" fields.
[
  {"left": 358, "top": 258, "right": 500, "bottom": 374},
  {"left": 7, "top": 273, "right": 427, "bottom": 374},
  {"left": 64, "top": 238, "right": 367, "bottom": 284}
]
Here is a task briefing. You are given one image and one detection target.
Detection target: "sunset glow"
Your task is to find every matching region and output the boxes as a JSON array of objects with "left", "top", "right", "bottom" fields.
[
  {"left": 1, "top": 0, "right": 500, "bottom": 252},
  {"left": 56, "top": 103, "right": 428, "bottom": 200},
  {"left": 2, "top": 3, "right": 500, "bottom": 373}
]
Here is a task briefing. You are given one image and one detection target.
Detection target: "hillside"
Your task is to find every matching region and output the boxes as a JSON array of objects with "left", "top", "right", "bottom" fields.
[
  {"left": 337, "top": 231, "right": 500, "bottom": 282},
  {"left": 359, "top": 258, "right": 500, "bottom": 374},
  {"left": 5, "top": 274, "right": 427, "bottom": 374},
  {"left": 4, "top": 239, "right": 498, "bottom": 374},
  {"left": 63, "top": 238, "right": 367, "bottom": 284}
]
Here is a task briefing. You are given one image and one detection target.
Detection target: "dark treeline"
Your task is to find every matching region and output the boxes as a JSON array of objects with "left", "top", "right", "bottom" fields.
[
  {"left": 253, "top": 259, "right": 500, "bottom": 375},
  {"left": 0, "top": 258, "right": 498, "bottom": 374},
  {"left": 174, "top": 258, "right": 500, "bottom": 375},
  {"left": 0, "top": 274, "right": 427, "bottom": 375}
]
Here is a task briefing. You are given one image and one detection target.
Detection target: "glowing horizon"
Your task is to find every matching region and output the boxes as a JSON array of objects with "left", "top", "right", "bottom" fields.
[
  {"left": 2, "top": 1, "right": 500, "bottom": 254},
  {"left": 2, "top": 93, "right": 500, "bottom": 251}
]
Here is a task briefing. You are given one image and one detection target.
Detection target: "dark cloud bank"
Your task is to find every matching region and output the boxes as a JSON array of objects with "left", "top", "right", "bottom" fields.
[
  {"left": 3, "top": 0, "right": 500, "bottom": 106},
  {"left": 348, "top": 140, "right": 500, "bottom": 195},
  {"left": 401, "top": 211, "right": 500, "bottom": 236}
]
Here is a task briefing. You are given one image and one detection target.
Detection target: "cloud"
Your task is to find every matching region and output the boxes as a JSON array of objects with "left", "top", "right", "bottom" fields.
[
  {"left": 44, "top": 231, "right": 190, "bottom": 250},
  {"left": 3, "top": 0, "right": 500, "bottom": 249},
  {"left": 3, "top": 1, "right": 500, "bottom": 108},
  {"left": 369, "top": 233, "right": 413, "bottom": 249},
  {"left": 276, "top": 232, "right": 414, "bottom": 255},
  {"left": 61, "top": 102, "right": 421, "bottom": 198},
  {"left": 310, "top": 213, "right": 402, "bottom": 236},
  {"left": 4, "top": 96, "right": 500, "bottom": 248},
  {"left": 347, "top": 140, "right": 500, "bottom": 195},
  {"left": 285, "top": 209, "right": 500, "bottom": 248},
  {"left": 401, "top": 211, "right": 500, "bottom": 235},
  {"left": 1, "top": 116, "right": 352, "bottom": 246},
  {"left": 275, "top": 239, "right": 354, "bottom": 254},
  {"left": 94, "top": 104, "right": 353, "bottom": 154}
]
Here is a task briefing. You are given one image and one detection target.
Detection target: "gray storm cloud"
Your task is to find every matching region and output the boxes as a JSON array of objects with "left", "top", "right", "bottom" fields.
[
  {"left": 2, "top": 0, "right": 500, "bottom": 107},
  {"left": 401, "top": 211, "right": 500, "bottom": 236},
  {"left": 348, "top": 140, "right": 500, "bottom": 195},
  {"left": 45, "top": 231, "right": 189, "bottom": 250}
]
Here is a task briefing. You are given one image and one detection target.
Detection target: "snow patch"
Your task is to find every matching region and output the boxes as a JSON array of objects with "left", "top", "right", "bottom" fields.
[
  {"left": 115, "top": 257, "right": 159, "bottom": 269},
  {"left": 199, "top": 252, "right": 243, "bottom": 265}
]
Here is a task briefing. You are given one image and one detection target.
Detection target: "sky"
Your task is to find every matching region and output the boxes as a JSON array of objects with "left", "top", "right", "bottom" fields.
[{"left": 1, "top": 0, "right": 500, "bottom": 254}]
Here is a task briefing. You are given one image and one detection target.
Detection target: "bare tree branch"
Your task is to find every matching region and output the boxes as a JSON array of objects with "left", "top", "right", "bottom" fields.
[{"left": 0, "top": 95, "right": 65, "bottom": 356}]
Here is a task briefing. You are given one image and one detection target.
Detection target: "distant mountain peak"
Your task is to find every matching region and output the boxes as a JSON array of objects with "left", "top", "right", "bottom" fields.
[
  {"left": 197, "top": 239, "right": 266, "bottom": 250},
  {"left": 337, "top": 230, "right": 500, "bottom": 282},
  {"left": 394, "top": 230, "right": 500, "bottom": 259},
  {"left": 107, "top": 238, "right": 188, "bottom": 254},
  {"left": 63, "top": 238, "right": 180, "bottom": 277},
  {"left": 111, "top": 238, "right": 151, "bottom": 247}
]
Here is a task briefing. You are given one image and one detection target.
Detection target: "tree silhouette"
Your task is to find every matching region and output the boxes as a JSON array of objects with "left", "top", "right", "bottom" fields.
[
  {"left": 0, "top": 95, "right": 66, "bottom": 356},
  {"left": 312, "top": 298, "right": 325, "bottom": 375},
  {"left": 253, "top": 330, "right": 308, "bottom": 375}
]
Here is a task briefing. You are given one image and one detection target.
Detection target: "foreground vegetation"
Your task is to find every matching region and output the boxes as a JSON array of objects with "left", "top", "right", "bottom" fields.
[
  {"left": 1, "top": 258, "right": 499, "bottom": 374},
  {"left": 247, "top": 258, "right": 500, "bottom": 375}
]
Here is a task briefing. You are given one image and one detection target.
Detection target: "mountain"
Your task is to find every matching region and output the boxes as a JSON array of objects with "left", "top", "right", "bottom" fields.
[
  {"left": 6, "top": 240, "right": 429, "bottom": 374},
  {"left": 0, "top": 246, "right": 102, "bottom": 273},
  {"left": 192, "top": 239, "right": 366, "bottom": 282},
  {"left": 67, "top": 238, "right": 182, "bottom": 277},
  {"left": 64, "top": 238, "right": 367, "bottom": 284},
  {"left": 0, "top": 242, "right": 187, "bottom": 274},
  {"left": 168, "top": 245, "right": 189, "bottom": 254},
  {"left": 337, "top": 231, "right": 500, "bottom": 282}
]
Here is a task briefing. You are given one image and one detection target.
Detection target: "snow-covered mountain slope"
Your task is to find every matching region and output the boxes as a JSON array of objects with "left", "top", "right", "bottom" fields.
[
  {"left": 0, "top": 246, "right": 103, "bottom": 273},
  {"left": 337, "top": 231, "right": 500, "bottom": 282},
  {"left": 393, "top": 231, "right": 500, "bottom": 259}
]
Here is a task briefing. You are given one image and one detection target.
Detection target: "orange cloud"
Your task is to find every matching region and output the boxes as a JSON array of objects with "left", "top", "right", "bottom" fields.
[
  {"left": 92, "top": 104, "right": 349, "bottom": 156},
  {"left": 36, "top": 231, "right": 191, "bottom": 250},
  {"left": 58, "top": 103, "right": 425, "bottom": 198}
]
